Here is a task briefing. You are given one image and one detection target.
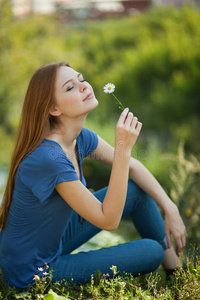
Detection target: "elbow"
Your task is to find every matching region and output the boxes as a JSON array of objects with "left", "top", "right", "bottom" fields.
[
  {"left": 99, "top": 211, "right": 120, "bottom": 231},
  {"left": 104, "top": 222, "right": 119, "bottom": 232},
  {"left": 106, "top": 226, "right": 118, "bottom": 232}
]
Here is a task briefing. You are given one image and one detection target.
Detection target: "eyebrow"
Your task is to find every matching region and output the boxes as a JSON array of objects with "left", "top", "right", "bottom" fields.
[{"left": 62, "top": 73, "right": 82, "bottom": 88}]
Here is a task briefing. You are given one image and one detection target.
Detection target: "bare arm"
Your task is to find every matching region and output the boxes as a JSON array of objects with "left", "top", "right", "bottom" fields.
[
  {"left": 128, "top": 158, "right": 187, "bottom": 254},
  {"left": 56, "top": 108, "right": 142, "bottom": 231},
  {"left": 90, "top": 134, "right": 187, "bottom": 254}
]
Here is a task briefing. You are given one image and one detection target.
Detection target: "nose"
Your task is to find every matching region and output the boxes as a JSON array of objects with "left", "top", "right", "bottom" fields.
[{"left": 79, "top": 81, "right": 87, "bottom": 92}]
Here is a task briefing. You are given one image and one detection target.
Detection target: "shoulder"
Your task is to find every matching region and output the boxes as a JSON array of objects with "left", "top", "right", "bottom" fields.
[
  {"left": 77, "top": 128, "right": 99, "bottom": 158},
  {"left": 78, "top": 127, "right": 99, "bottom": 147},
  {"left": 78, "top": 127, "right": 97, "bottom": 141},
  {"left": 20, "top": 140, "right": 73, "bottom": 172}
]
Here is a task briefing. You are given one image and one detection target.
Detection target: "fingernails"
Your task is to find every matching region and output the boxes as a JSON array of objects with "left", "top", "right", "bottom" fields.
[{"left": 168, "top": 244, "right": 171, "bottom": 249}]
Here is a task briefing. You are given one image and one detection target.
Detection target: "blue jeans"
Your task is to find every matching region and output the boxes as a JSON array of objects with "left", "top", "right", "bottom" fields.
[{"left": 50, "top": 179, "right": 167, "bottom": 284}]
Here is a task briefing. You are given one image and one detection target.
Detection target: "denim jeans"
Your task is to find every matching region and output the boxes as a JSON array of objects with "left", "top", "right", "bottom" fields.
[{"left": 50, "top": 179, "right": 167, "bottom": 284}]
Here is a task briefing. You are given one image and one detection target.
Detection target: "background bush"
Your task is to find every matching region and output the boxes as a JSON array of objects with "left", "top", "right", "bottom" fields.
[
  {"left": 1, "top": 3, "right": 200, "bottom": 161},
  {"left": 164, "top": 141, "right": 200, "bottom": 251}
]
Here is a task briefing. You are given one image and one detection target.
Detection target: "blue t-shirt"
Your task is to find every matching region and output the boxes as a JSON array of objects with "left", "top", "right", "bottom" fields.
[{"left": 0, "top": 128, "right": 98, "bottom": 288}]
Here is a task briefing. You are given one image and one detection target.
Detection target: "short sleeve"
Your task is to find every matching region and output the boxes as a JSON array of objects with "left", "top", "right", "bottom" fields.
[
  {"left": 18, "top": 145, "right": 79, "bottom": 203},
  {"left": 77, "top": 128, "right": 98, "bottom": 159}
]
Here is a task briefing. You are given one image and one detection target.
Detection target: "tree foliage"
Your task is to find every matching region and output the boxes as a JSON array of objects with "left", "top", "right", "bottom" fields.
[{"left": 0, "top": 4, "right": 200, "bottom": 167}]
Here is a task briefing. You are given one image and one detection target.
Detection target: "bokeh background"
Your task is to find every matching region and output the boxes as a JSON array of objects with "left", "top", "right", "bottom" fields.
[{"left": 0, "top": 0, "right": 200, "bottom": 252}]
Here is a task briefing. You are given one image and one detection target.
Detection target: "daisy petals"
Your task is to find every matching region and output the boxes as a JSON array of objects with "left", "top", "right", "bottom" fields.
[{"left": 103, "top": 83, "right": 115, "bottom": 94}]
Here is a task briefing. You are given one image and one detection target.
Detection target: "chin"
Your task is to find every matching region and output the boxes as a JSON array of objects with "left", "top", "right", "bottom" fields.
[
  {"left": 88, "top": 98, "right": 99, "bottom": 112},
  {"left": 94, "top": 98, "right": 99, "bottom": 107}
]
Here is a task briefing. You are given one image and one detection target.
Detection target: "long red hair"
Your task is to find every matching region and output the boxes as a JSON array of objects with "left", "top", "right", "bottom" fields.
[{"left": 0, "top": 61, "right": 70, "bottom": 230}]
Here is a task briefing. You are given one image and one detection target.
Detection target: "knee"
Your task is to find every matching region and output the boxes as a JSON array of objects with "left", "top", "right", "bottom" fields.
[
  {"left": 149, "top": 240, "right": 165, "bottom": 269},
  {"left": 126, "top": 239, "right": 165, "bottom": 276}
]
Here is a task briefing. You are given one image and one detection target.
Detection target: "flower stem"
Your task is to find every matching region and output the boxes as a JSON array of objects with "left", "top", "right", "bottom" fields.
[{"left": 112, "top": 93, "right": 125, "bottom": 111}]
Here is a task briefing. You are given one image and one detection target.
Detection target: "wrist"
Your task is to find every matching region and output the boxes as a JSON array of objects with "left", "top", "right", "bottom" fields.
[
  {"left": 114, "top": 147, "right": 131, "bottom": 160},
  {"left": 163, "top": 200, "right": 178, "bottom": 215}
]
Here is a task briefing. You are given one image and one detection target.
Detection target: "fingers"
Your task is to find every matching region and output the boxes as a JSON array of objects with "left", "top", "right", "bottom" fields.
[
  {"left": 117, "top": 108, "right": 129, "bottom": 126},
  {"left": 165, "top": 228, "right": 172, "bottom": 249},
  {"left": 116, "top": 108, "right": 142, "bottom": 151},
  {"left": 165, "top": 214, "right": 187, "bottom": 256},
  {"left": 117, "top": 108, "right": 142, "bottom": 131},
  {"left": 176, "top": 223, "right": 187, "bottom": 254},
  {"left": 166, "top": 232, "right": 185, "bottom": 256},
  {"left": 175, "top": 229, "right": 187, "bottom": 256},
  {"left": 135, "top": 121, "right": 143, "bottom": 133},
  {"left": 126, "top": 112, "right": 142, "bottom": 135},
  {"left": 164, "top": 204, "right": 187, "bottom": 256},
  {"left": 176, "top": 241, "right": 183, "bottom": 256},
  {"left": 125, "top": 112, "right": 135, "bottom": 126},
  {"left": 166, "top": 226, "right": 187, "bottom": 256}
]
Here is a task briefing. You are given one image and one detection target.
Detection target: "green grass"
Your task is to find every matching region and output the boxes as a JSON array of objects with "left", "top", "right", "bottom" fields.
[
  {"left": 0, "top": 249, "right": 199, "bottom": 300},
  {"left": 1, "top": 220, "right": 200, "bottom": 299}
]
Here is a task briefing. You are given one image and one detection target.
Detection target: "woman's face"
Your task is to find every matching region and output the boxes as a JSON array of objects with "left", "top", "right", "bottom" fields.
[{"left": 52, "top": 66, "right": 98, "bottom": 119}]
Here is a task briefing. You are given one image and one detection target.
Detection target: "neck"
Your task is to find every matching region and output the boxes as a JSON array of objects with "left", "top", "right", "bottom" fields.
[{"left": 47, "top": 114, "right": 87, "bottom": 148}]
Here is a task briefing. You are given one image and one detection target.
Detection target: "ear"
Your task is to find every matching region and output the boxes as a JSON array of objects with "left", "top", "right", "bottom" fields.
[{"left": 49, "top": 106, "right": 61, "bottom": 117}]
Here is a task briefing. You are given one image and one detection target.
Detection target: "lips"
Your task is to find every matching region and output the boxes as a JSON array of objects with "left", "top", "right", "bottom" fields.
[{"left": 83, "top": 93, "right": 93, "bottom": 101}]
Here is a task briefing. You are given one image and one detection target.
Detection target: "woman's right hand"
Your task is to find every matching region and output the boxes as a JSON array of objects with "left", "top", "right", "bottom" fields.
[{"left": 115, "top": 108, "right": 142, "bottom": 155}]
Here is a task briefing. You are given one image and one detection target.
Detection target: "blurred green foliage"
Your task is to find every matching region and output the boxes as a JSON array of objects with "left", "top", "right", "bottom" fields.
[
  {"left": 80, "top": 6, "right": 200, "bottom": 155},
  {"left": 0, "top": 2, "right": 199, "bottom": 194},
  {"left": 164, "top": 141, "right": 200, "bottom": 250}
]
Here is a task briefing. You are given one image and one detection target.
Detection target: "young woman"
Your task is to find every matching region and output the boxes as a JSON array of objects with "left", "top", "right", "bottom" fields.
[{"left": 0, "top": 62, "right": 186, "bottom": 288}]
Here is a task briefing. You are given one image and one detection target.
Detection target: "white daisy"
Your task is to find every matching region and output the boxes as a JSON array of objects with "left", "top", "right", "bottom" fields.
[
  {"left": 43, "top": 272, "right": 49, "bottom": 276},
  {"left": 33, "top": 275, "right": 40, "bottom": 281},
  {"left": 38, "top": 267, "right": 44, "bottom": 272},
  {"left": 103, "top": 83, "right": 125, "bottom": 111},
  {"left": 103, "top": 83, "right": 115, "bottom": 94}
]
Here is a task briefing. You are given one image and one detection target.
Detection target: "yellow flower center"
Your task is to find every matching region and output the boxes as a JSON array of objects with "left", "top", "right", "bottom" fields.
[{"left": 108, "top": 87, "right": 111, "bottom": 90}]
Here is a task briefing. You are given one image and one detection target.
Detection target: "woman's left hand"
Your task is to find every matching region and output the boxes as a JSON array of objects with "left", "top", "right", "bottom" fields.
[
  {"left": 127, "top": 157, "right": 187, "bottom": 256},
  {"left": 164, "top": 203, "right": 187, "bottom": 256}
]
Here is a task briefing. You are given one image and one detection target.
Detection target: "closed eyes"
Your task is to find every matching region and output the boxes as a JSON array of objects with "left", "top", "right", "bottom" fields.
[
  {"left": 66, "top": 80, "right": 86, "bottom": 92},
  {"left": 66, "top": 86, "right": 74, "bottom": 91}
]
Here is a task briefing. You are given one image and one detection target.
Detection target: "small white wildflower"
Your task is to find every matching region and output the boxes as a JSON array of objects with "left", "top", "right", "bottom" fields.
[
  {"left": 119, "top": 281, "right": 126, "bottom": 287},
  {"left": 43, "top": 272, "right": 49, "bottom": 276},
  {"left": 103, "top": 83, "right": 115, "bottom": 94},
  {"left": 38, "top": 267, "right": 44, "bottom": 272},
  {"left": 33, "top": 275, "right": 40, "bottom": 281}
]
